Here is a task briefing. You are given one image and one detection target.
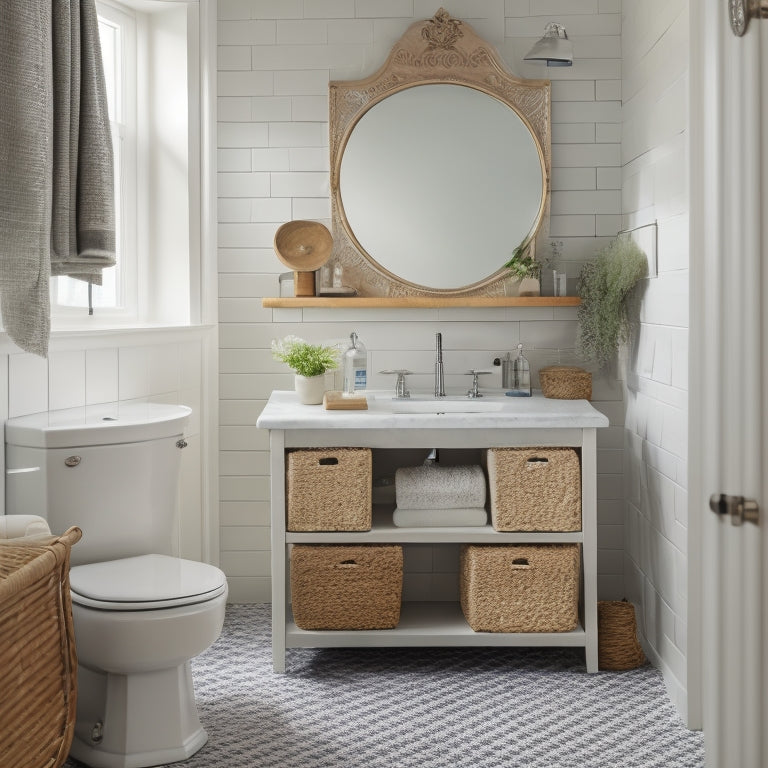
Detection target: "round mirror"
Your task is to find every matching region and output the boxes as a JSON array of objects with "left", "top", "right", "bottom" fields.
[{"left": 338, "top": 84, "right": 545, "bottom": 291}]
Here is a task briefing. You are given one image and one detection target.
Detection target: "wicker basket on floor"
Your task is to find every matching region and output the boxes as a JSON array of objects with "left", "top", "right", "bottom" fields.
[
  {"left": 287, "top": 448, "right": 372, "bottom": 531},
  {"left": 597, "top": 600, "right": 646, "bottom": 670},
  {"left": 291, "top": 544, "right": 402, "bottom": 630},
  {"left": 460, "top": 544, "right": 580, "bottom": 633},
  {"left": 485, "top": 447, "right": 581, "bottom": 531},
  {"left": 0, "top": 527, "right": 82, "bottom": 768}
]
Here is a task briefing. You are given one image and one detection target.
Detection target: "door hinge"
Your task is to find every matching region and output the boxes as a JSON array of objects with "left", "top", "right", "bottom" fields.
[{"left": 709, "top": 493, "right": 760, "bottom": 525}]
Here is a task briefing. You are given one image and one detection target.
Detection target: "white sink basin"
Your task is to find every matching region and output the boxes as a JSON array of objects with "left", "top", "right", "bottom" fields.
[{"left": 372, "top": 394, "right": 504, "bottom": 414}]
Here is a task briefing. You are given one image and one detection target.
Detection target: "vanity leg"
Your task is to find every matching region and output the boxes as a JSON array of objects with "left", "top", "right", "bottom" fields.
[
  {"left": 582, "top": 428, "right": 599, "bottom": 673},
  {"left": 270, "top": 431, "right": 287, "bottom": 673}
]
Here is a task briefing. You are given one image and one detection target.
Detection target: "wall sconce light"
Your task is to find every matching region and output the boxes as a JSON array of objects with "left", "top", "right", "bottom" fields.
[{"left": 523, "top": 22, "right": 573, "bottom": 67}]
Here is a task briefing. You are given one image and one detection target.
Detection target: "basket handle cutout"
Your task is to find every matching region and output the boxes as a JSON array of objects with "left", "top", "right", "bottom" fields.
[
  {"left": 526, "top": 457, "right": 549, "bottom": 469},
  {"left": 335, "top": 559, "right": 359, "bottom": 568},
  {"left": 318, "top": 457, "right": 339, "bottom": 466},
  {"left": 511, "top": 557, "right": 531, "bottom": 569}
]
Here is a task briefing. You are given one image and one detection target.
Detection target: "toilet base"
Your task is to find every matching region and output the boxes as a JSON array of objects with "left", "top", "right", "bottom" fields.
[{"left": 69, "top": 662, "right": 207, "bottom": 768}]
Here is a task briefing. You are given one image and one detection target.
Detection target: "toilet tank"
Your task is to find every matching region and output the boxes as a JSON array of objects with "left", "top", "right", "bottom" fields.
[{"left": 5, "top": 403, "right": 192, "bottom": 566}]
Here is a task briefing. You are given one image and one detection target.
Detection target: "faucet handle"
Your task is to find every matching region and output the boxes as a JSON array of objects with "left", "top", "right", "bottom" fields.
[
  {"left": 380, "top": 369, "right": 413, "bottom": 398},
  {"left": 465, "top": 369, "right": 491, "bottom": 398}
]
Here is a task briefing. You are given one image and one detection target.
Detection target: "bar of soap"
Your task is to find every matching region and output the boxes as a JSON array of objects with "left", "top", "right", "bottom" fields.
[{"left": 323, "top": 391, "right": 368, "bottom": 410}]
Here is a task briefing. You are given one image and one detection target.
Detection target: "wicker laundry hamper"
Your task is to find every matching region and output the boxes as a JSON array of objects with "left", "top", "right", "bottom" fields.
[
  {"left": 0, "top": 527, "right": 82, "bottom": 768},
  {"left": 286, "top": 448, "right": 372, "bottom": 531},
  {"left": 597, "top": 599, "right": 646, "bottom": 670},
  {"left": 291, "top": 544, "right": 402, "bottom": 630}
]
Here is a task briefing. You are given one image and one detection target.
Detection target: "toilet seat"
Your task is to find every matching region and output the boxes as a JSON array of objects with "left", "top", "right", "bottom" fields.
[{"left": 70, "top": 554, "right": 227, "bottom": 611}]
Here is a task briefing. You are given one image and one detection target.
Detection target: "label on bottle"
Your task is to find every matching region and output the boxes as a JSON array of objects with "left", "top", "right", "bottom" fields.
[{"left": 354, "top": 368, "right": 367, "bottom": 390}]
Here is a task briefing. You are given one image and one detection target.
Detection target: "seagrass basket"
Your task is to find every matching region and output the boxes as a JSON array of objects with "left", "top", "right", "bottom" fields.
[
  {"left": 597, "top": 600, "right": 646, "bottom": 670},
  {"left": 286, "top": 448, "right": 372, "bottom": 531},
  {"left": 0, "top": 527, "right": 82, "bottom": 768},
  {"left": 539, "top": 365, "right": 592, "bottom": 400},
  {"left": 485, "top": 447, "right": 581, "bottom": 531},
  {"left": 460, "top": 544, "right": 580, "bottom": 633},
  {"left": 291, "top": 544, "right": 402, "bottom": 630}
]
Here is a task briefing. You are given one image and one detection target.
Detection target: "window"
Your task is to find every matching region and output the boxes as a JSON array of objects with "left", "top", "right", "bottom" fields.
[{"left": 52, "top": 0, "right": 195, "bottom": 327}]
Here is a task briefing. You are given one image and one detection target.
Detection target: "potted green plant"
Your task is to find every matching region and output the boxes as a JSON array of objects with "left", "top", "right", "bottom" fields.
[
  {"left": 503, "top": 240, "right": 542, "bottom": 296},
  {"left": 271, "top": 335, "right": 339, "bottom": 404},
  {"left": 576, "top": 237, "right": 648, "bottom": 368}
]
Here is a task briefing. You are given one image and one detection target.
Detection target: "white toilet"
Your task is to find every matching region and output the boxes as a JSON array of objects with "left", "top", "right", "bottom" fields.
[{"left": 5, "top": 402, "right": 228, "bottom": 768}]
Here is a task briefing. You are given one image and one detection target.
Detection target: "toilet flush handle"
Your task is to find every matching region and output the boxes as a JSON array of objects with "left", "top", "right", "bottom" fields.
[{"left": 176, "top": 439, "right": 188, "bottom": 449}]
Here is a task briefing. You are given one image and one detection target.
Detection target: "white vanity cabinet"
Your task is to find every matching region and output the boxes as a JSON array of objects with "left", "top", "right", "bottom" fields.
[{"left": 257, "top": 391, "right": 609, "bottom": 673}]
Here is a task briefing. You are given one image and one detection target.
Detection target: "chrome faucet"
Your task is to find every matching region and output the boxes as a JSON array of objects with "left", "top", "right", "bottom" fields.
[{"left": 434, "top": 333, "right": 445, "bottom": 397}]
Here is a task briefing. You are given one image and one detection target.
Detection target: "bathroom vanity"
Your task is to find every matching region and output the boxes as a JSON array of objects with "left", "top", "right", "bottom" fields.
[{"left": 258, "top": 390, "right": 608, "bottom": 673}]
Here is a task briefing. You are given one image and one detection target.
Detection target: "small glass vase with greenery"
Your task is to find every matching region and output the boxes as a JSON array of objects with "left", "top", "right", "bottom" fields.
[
  {"left": 576, "top": 237, "right": 648, "bottom": 368},
  {"left": 503, "top": 240, "right": 542, "bottom": 296}
]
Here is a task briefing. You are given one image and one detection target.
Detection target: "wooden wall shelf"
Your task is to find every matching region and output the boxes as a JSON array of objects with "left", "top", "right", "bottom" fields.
[{"left": 262, "top": 296, "right": 581, "bottom": 309}]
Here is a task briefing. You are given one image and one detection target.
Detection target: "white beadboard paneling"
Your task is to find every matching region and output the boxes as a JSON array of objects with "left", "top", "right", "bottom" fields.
[
  {"left": 48, "top": 350, "right": 86, "bottom": 411},
  {"left": 148, "top": 344, "right": 181, "bottom": 395},
  {"left": 220, "top": 500, "right": 271, "bottom": 526},
  {"left": 85, "top": 348, "right": 119, "bottom": 405}
]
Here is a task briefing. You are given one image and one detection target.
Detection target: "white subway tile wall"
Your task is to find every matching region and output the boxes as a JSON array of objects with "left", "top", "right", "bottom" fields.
[
  {"left": 218, "top": 0, "right": 624, "bottom": 604},
  {"left": 621, "top": 0, "right": 690, "bottom": 719}
]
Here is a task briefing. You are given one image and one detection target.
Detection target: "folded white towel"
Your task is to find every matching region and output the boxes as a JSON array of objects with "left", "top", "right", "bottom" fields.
[
  {"left": 393, "top": 507, "right": 488, "bottom": 527},
  {"left": 395, "top": 464, "right": 486, "bottom": 510},
  {"left": 0, "top": 514, "right": 51, "bottom": 539}
]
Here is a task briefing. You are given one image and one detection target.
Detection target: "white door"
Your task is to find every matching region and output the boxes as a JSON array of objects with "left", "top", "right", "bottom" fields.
[{"left": 689, "top": 2, "right": 767, "bottom": 766}]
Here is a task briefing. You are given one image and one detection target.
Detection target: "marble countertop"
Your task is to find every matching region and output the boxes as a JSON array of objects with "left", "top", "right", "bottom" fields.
[{"left": 256, "top": 390, "right": 609, "bottom": 430}]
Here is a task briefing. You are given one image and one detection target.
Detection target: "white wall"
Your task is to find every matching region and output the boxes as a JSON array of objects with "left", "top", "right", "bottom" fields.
[
  {"left": 0, "top": 328, "right": 214, "bottom": 563},
  {"left": 621, "top": 0, "right": 691, "bottom": 721},
  {"left": 216, "top": 0, "right": 625, "bottom": 603}
]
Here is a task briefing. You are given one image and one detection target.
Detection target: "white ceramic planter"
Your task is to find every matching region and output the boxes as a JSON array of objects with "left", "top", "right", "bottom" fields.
[{"left": 294, "top": 374, "right": 326, "bottom": 405}]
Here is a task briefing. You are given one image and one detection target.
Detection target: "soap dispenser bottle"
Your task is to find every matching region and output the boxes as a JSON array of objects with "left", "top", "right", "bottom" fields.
[
  {"left": 343, "top": 332, "right": 367, "bottom": 395},
  {"left": 506, "top": 343, "right": 531, "bottom": 397}
]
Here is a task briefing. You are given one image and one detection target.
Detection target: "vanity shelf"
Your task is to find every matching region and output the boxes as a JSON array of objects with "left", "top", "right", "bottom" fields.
[
  {"left": 263, "top": 296, "right": 581, "bottom": 308},
  {"left": 257, "top": 391, "right": 608, "bottom": 673}
]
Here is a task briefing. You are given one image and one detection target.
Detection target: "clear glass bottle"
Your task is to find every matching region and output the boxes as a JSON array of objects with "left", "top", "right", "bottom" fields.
[
  {"left": 507, "top": 343, "right": 531, "bottom": 397},
  {"left": 342, "top": 332, "right": 367, "bottom": 395}
]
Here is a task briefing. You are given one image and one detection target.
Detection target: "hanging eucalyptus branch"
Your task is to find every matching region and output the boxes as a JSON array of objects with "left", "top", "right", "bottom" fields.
[{"left": 576, "top": 237, "right": 648, "bottom": 367}]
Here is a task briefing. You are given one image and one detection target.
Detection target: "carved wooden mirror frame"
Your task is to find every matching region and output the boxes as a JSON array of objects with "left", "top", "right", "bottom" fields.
[{"left": 329, "top": 8, "right": 551, "bottom": 298}]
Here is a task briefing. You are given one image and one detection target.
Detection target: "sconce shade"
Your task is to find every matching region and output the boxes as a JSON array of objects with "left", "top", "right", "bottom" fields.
[{"left": 524, "top": 22, "right": 573, "bottom": 67}]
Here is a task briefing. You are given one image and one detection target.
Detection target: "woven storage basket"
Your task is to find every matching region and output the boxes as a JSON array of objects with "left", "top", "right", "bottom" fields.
[
  {"left": 287, "top": 448, "right": 372, "bottom": 531},
  {"left": 460, "top": 544, "right": 580, "bottom": 633},
  {"left": 291, "top": 544, "right": 402, "bottom": 630},
  {"left": 597, "top": 600, "right": 646, "bottom": 670},
  {"left": 486, "top": 447, "right": 581, "bottom": 531},
  {"left": 539, "top": 365, "right": 592, "bottom": 400},
  {"left": 0, "top": 527, "right": 82, "bottom": 768}
]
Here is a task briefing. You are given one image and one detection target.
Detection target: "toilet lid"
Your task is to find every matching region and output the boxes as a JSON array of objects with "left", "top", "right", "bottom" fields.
[{"left": 70, "top": 554, "right": 227, "bottom": 611}]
